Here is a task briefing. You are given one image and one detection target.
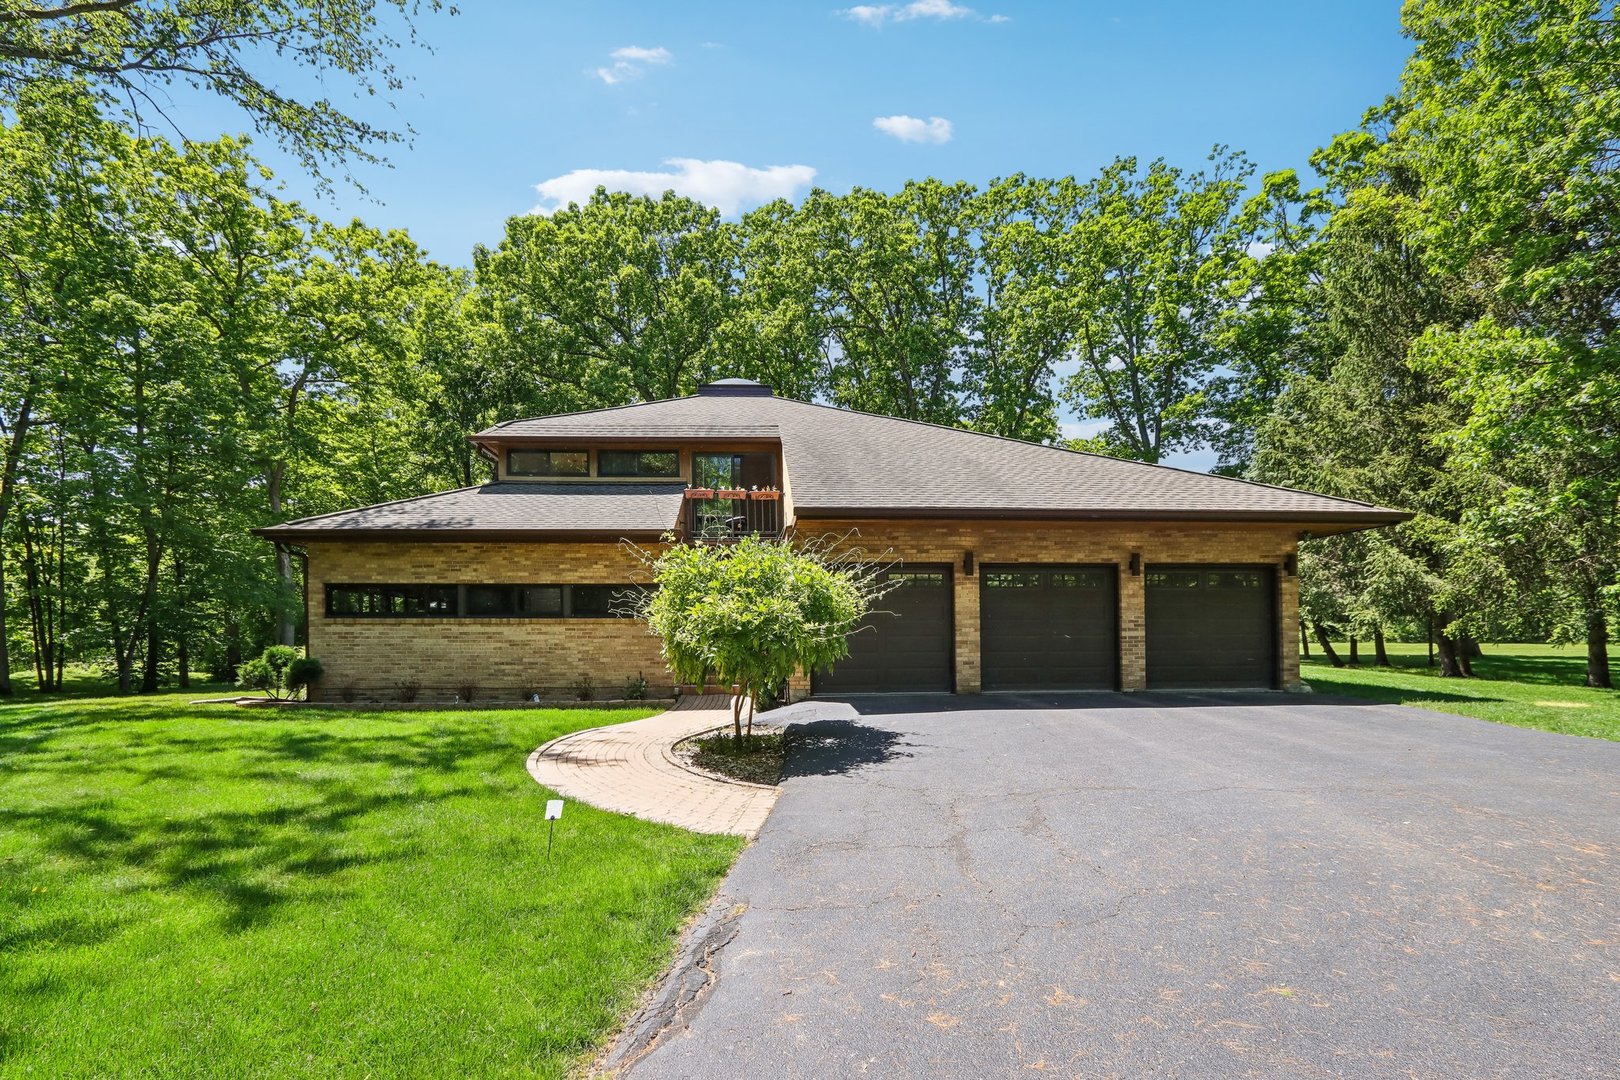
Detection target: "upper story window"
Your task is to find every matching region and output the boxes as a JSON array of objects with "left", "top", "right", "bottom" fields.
[
  {"left": 507, "top": 449, "right": 588, "bottom": 477},
  {"left": 597, "top": 450, "right": 680, "bottom": 478}
]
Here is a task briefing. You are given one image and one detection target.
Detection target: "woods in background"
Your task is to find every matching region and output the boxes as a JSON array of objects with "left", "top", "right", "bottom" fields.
[{"left": 1, "top": 0, "right": 1616, "bottom": 692}]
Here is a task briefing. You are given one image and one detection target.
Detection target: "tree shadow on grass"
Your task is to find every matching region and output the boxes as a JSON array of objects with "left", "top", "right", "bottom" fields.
[
  {"left": 0, "top": 719, "right": 528, "bottom": 950},
  {"left": 1303, "top": 681, "right": 1513, "bottom": 709},
  {"left": 1317, "top": 649, "right": 1607, "bottom": 691}
]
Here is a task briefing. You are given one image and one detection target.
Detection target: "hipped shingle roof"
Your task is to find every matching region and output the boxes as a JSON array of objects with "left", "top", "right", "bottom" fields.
[{"left": 257, "top": 385, "right": 1408, "bottom": 540}]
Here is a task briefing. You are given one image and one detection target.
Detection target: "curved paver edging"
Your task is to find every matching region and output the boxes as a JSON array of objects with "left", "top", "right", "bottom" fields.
[
  {"left": 662, "top": 726, "right": 783, "bottom": 792},
  {"left": 526, "top": 696, "right": 779, "bottom": 838}
]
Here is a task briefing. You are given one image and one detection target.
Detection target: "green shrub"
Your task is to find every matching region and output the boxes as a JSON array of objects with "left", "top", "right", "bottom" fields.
[
  {"left": 573, "top": 674, "right": 595, "bottom": 702},
  {"left": 287, "top": 657, "right": 324, "bottom": 697},
  {"left": 237, "top": 657, "right": 274, "bottom": 695},
  {"left": 621, "top": 672, "right": 648, "bottom": 700},
  {"left": 638, "top": 535, "right": 887, "bottom": 738},
  {"left": 237, "top": 646, "right": 311, "bottom": 700}
]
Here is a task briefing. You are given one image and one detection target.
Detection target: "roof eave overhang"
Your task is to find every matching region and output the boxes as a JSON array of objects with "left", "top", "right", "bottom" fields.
[
  {"left": 250, "top": 527, "right": 673, "bottom": 543},
  {"left": 790, "top": 506, "right": 1414, "bottom": 527}
]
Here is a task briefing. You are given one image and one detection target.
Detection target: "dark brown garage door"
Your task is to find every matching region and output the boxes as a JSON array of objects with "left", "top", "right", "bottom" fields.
[
  {"left": 980, "top": 565, "right": 1118, "bottom": 691},
  {"left": 813, "top": 567, "right": 953, "bottom": 694},
  {"left": 1146, "top": 566, "right": 1277, "bottom": 689}
]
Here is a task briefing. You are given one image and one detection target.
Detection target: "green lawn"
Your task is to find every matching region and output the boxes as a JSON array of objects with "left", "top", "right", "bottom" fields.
[
  {"left": 1302, "top": 641, "right": 1620, "bottom": 740},
  {"left": 0, "top": 689, "right": 742, "bottom": 1078}
]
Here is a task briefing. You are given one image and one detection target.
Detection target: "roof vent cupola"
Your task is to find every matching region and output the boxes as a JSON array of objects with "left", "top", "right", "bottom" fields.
[{"left": 694, "top": 378, "right": 774, "bottom": 398}]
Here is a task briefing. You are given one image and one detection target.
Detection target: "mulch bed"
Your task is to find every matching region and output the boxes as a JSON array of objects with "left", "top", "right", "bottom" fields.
[{"left": 676, "top": 728, "right": 785, "bottom": 787}]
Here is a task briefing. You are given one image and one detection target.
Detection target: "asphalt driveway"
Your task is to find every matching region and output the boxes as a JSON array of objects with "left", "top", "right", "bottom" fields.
[{"left": 625, "top": 694, "right": 1620, "bottom": 1079}]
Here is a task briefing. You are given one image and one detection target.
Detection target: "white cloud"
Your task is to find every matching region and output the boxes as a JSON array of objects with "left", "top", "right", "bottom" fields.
[
  {"left": 593, "top": 44, "right": 672, "bottom": 85},
  {"left": 843, "top": 4, "right": 891, "bottom": 26},
  {"left": 873, "top": 114, "right": 954, "bottom": 144},
  {"left": 898, "top": 0, "right": 973, "bottom": 19},
  {"left": 533, "top": 158, "right": 818, "bottom": 217},
  {"left": 839, "top": 1, "right": 1004, "bottom": 25}
]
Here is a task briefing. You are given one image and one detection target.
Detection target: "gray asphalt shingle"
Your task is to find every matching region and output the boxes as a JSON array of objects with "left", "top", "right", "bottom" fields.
[
  {"left": 258, "top": 483, "right": 683, "bottom": 538},
  {"left": 259, "top": 386, "right": 1405, "bottom": 538},
  {"left": 478, "top": 392, "right": 1403, "bottom": 521}
]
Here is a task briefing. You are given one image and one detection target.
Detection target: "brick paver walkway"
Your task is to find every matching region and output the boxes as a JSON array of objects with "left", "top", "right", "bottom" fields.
[{"left": 525, "top": 695, "right": 778, "bottom": 837}]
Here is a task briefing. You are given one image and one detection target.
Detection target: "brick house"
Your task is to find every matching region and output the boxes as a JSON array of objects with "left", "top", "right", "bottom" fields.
[{"left": 255, "top": 379, "right": 1407, "bottom": 701}]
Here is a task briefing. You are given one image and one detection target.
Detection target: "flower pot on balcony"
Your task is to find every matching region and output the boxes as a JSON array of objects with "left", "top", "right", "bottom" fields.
[
  {"left": 715, "top": 489, "right": 748, "bottom": 500},
  {"left": 684, "top": 488, "right": 715, "bottom": 499},
  {"left": 749, "top": 489, "right": 781, "bottom": 500}
]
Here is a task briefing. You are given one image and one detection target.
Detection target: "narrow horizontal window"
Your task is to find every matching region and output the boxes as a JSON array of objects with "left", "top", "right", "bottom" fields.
[
  {"left": 518, "top": 585, "right": 565, "bottom": 616},
  {"left": 507, "top": 449, "right": 588, "bottom": 477},
  {"left": 985, "top": 571, "right": 1041, "bottom": 589},
  {"left": 569, "top": 584, "right": 651, "bottom": 618},
  {"left": 327, "top": 583, "right": 650, "bottom": 619},
  {"left": 466, "top": 584, "right": 565, "bottom": 617},
  {"left": 597, "top": 450, "right": 679, "bottom": 478},
  {"left": 327, "top": 584, "right": 457, "bottom": 617}
]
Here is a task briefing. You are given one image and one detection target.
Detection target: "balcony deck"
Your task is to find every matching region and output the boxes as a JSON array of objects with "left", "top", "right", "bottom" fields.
[{"left": 682, "top": 489, "right": 784, "bottom": 542}]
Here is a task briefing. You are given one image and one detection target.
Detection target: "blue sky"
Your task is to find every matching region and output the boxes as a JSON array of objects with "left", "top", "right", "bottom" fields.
[
  {"left": 161, "top": 0, "right": 1412, "bottom": 466},
  {"left": 164, "top": 0, "right": 1411, "bottom": 263}
]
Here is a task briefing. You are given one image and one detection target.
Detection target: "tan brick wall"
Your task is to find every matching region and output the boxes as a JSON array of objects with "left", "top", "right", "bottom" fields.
[
  {"left": 304, "top": 540, "right": 673, "bottom": 702},
  {"left": 304, "top": 521, "right": 1302, "bottom": 702},
  {"left": 799, "top": 519, "right": 1302, "bottom": 693}
]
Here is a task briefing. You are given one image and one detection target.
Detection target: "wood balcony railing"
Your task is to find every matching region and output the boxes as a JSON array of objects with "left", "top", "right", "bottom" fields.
[{"left": 682, "top": 488, "right": 784, "bottom": 542}]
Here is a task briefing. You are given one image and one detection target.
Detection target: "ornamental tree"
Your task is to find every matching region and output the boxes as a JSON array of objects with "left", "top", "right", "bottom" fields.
[{"left": 637, "top": 535, "right": 888, "bottom": 740}]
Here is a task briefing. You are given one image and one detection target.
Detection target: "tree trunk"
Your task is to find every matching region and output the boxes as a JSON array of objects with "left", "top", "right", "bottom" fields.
[
  {"left": 139, "top": 533, "right": 162, "bottom": 693},
  {"left": 1587, "top": 610, "right": 1613, "bottom": 689},
  {"left": 1462, "top": 636, "right": 1482, "bottom": 659},
  {"left": 1374, "top": 627, "right": 1391, "bottom": 667},
  {"left": 1427, "top": 619, "right": 1435, "bottom": 668},
  {"left": 174, "top": 558, "right": 189, "bottom": 689},
  {"left": 1348, "top": 637, "right": 1359, "bottom": 665},
  {"left": 0, "top": 545, "right": 10, "bottom": 696},
  {"left": 141, "top": 630, "right": 161, "bottom": 693},
  {"left": 731, "top": 685, "right": 744, "bottom": 740},
  {"left": 268, "top": 465, "right": 297, "bottom": 648},
  {"left": 1434, "top": 630, "right": 1468, "bottom": 678},
  {"left": 1312, "top": 622, "right": 1344, "bottom": 667},
  {"left": 275, "top": 547, "right": 296, "bottom": 647},
  {"left": 1300, "top": 622, "right": 1310, "bottom": 658},
  {"left": 0, "top": 387, "right": 36, "bottom": 696}
]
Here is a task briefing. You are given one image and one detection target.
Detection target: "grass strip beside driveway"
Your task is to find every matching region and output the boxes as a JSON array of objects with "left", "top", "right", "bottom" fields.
[
  {"left": 1304, "top": 642, "right": 1619, "bottom": 740},
  {"left": 0, "top": 691, "right": 742, "bottom": 1078}
]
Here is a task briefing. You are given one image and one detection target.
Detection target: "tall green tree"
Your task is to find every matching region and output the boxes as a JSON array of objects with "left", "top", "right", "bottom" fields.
[
  {"left": 1251, "top": 132, "right": 1499, "bottom": 677},
  {"left": 1058, "top": 149, "right": 1260, "bottom": 463},
  {"left": 1390, "top": 0, "right": 1620, "bottom": 686},
  {"left": 1, "top": 81, "right": 453, "bottom": 690},
  {"left": 788, "top": 182, "right": 981, "bottom": 427},
  {"left": 470, "top": 190, "right": 742, "bottom": 413},
  {"left": 0, "top": 0, "right": 449, "bottom": 187}
]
